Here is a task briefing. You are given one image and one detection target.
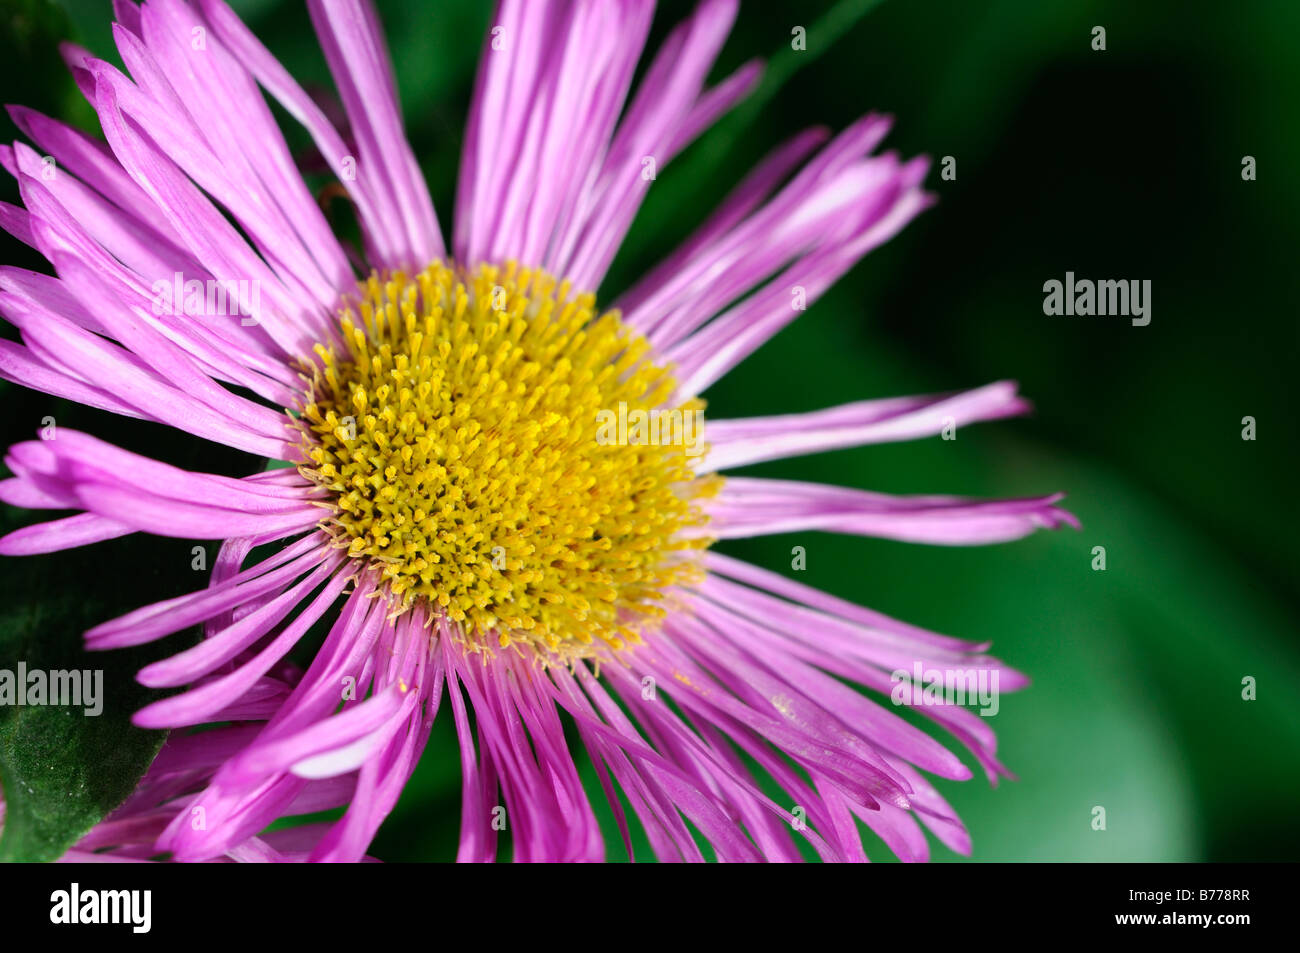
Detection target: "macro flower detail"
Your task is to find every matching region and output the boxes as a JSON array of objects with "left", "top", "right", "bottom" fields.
[
  {"left": 297, "top": 262, "right": 713, "bottom": 654},
  {"left": 0, "top": 0, "right": 1077, "bottom": 862}
]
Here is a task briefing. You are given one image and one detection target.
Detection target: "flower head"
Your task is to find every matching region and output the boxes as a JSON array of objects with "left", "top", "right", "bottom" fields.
[
  {"left": 298, "top": 261, "right": 714, "bottom": 654},
  {"left": 0, "top": 0, "right": 1076, "bottom": 862}
]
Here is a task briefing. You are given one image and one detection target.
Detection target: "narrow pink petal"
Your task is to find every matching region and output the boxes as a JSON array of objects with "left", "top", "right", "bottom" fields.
[
  {"left": 89, "top": 65, "right": 316, "bottom": 354},
  {"left": 195, "top": 0, "right": 405, "bottom": 264},
  {"left": 691, "top": 580, "right": 984, "bottom": 779},
  {"left": 617, "top": 126, "right": 830, "bottom": 321},
  {"left": 75, "top": 484, "right": 320, "bottom": 541},
  {"left": 0, "top": 338, "right": 143, "bottom": 418},
  {"left": 0, "top": 199, "right": 35, "bottom": 247},
  {"left": 306, "top": 0, "right": 443, "bottom": 268},
  {"left": 138, "top": 0, "right": 354, "bottom": 302},
  {"left": 561, "top": 0, "right": 738, "bottom": 290},
  {"left": 669, "top": 172, "right": 932, "bottom": 396},
  {"left": 709, "top": 477, "right": 1079, "bottom": 545},
  {"left": 85, "top": 532, "right": 326, "bottom": 647},
  {"left": 638, "top": 117, "right": 898, "bottom": 347},
  {"left": 7, "top": 104, "right": 194, "bottom": 247},
  {"left": 702, "top": 381, "right": 1031, "bottom": 471},
  {"left": 18, "top": 431, "right": 314, "bottom": 516},
  {"left": 131, "top": 564, "right": 349, "bottom": 727},
  {"left": 0, "top": 512, "right": 133, "bottom": 555},
  {"left": 105, "top": 22, "right": 340, "bottom": 326},
  {"left": 664, "top": 59, "right": 762, "bottom": 160},
  {"left": 51, "top": 254, "right": 293, "bottom": 441}
]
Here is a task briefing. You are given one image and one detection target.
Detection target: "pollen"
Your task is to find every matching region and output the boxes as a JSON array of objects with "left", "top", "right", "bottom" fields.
[{"left": 295, "top": 261, "right": 718, "bottom": 657}]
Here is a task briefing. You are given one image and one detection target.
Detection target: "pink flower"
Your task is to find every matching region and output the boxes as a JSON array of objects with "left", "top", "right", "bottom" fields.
[{"left": 0, "top": 0, "right": 1076, "bottom": 862}]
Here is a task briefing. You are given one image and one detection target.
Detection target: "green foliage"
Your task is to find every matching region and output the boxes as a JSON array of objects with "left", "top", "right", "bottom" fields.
[{"left": 0, "top": 532, "right": 175, "bottom": 861}]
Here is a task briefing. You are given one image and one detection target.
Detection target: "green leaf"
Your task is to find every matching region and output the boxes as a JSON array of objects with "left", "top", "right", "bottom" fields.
[{"left": 0, "top": 526, "right": 208, "bottom": 861}]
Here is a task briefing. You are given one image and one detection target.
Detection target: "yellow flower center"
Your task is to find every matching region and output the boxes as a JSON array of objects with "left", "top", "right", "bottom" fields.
[{"left": 296, "top": 261, "right": 717, "bottom": 656}]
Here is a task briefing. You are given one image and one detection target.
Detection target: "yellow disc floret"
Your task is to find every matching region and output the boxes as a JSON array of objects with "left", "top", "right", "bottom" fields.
[{"left": 296, "top": 261, "right": 717, "bottom": 656}]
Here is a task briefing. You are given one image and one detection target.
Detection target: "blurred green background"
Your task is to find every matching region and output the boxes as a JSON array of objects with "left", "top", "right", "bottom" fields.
[{"left": 1, "top": 0, "right": 1296, "bottom": 861}]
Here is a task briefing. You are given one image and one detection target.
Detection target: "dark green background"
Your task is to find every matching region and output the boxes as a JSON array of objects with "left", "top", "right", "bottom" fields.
[{"left": 1, "top": 0, "right": 1296, "bottom": 861}]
